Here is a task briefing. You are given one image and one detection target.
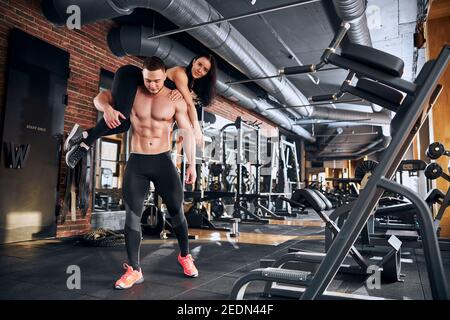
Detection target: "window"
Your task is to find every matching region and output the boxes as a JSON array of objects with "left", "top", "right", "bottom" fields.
[
  {"left": 100, "top": 138, "right": 121, "bottom": 187},
  {"left": 93, "top": 69, "right": 128, "bottom": 212}
]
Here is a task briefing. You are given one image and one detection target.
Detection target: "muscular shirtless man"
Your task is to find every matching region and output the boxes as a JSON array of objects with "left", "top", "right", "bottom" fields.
[{"left": 105, "top": 57, "right": 198, "bottom": 290}]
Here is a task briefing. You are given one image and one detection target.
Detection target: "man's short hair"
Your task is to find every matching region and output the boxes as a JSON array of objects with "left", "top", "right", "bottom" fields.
[{"left": 143, "top": 56, "right": 166, "bottom": 72}]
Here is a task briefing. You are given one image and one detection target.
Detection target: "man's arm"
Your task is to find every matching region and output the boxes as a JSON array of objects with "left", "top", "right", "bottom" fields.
[
  {"left": 93, "top": 89, "right": 126, "bottom": 129},
  {"left": 93, "top": 90, "right": 113, "bottom": 112},
  {"left": 174, "top": 99, "right": 196, "bottom": 167}
]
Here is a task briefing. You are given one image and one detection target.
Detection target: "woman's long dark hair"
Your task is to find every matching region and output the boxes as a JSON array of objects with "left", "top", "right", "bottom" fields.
[{"left": 185, "top": 54, "right": 217, "bottom": 107}]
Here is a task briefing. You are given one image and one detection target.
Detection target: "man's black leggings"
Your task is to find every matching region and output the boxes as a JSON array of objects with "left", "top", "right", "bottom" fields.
[
  {"left": 123, "top": 152, "right": 190, "bottom": 270},
  {"left": 84, "top": 65, "right": 142, "bottom": 146}
]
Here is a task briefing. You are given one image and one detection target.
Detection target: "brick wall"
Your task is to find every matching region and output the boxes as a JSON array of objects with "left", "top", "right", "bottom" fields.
[
  {"left": 0, "top": 0, "right": 143, "bottom": 238},
  {"left": 0, "top": 0, "right": 278, "bottom": 239}
]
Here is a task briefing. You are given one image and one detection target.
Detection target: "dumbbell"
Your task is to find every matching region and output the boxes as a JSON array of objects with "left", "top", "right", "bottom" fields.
[
  {"left": 209, "top": 181, "right": 223, "bottom": 192},
  {"left": 424, "top": 163, "right": 450, "bottom": 182},
  {"left": 426, "top": 142, "right": 450, "bottom": 160}
]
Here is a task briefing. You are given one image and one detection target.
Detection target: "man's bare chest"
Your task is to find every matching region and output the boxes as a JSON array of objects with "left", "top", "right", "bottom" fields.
[{"left": 132, "top": 88, "right": 176, "bottom": 122}]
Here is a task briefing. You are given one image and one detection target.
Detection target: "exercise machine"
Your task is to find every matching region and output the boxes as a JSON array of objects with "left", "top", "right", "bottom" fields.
[{"left": 230, "top": 23, "right": 449, "bottom": 300}]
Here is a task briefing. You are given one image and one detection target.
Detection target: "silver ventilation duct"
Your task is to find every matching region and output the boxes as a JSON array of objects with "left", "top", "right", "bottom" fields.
[
  {"left": 310, "top": 107, "right": 391, "bottom": 125},
  {"left": 333, "top": 0, "right": 372, "bottom": 46}
]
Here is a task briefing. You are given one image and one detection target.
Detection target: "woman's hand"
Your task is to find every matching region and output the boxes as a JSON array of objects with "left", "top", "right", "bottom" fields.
[
  {"left": 169, "top": 89, "right": 183, "bottom": 101},
  {"left": 103, "top": 105, "right": 126, "bottom": 129},
  {"left": 194, "top": 127, "right": 204, "bottom": 148}
]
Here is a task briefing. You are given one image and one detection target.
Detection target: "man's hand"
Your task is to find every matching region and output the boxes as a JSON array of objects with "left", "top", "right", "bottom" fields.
[
  {"left": 169, "top": 89, "right": 183, "bottom": 101},
  {"left": 185, "top": 165, "right": 197, "bottom": 185},
  {"left": 103, "top": 105, "right": 126, "bottom": 129}
]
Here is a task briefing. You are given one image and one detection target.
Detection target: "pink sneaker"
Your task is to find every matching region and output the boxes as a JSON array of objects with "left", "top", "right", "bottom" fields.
[
  {"left": 115, "top": 263, "right": 144, "bottom": 289},
  {"left": 178, "top": 254, "right": 199, "bottom": 277}
]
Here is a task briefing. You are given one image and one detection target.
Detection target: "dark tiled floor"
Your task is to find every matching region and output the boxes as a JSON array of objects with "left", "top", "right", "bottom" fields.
[{"left": 0, "top": 219, "right": 449, "bottom": 300}]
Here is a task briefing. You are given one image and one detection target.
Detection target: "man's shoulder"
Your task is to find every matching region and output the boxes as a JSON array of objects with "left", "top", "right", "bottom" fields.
[
  {"left": 171, "top": 93, "right": 187, "bottom": 114},
  {"left": 173, "top": 94, "right": 187, "bottom": 110}
]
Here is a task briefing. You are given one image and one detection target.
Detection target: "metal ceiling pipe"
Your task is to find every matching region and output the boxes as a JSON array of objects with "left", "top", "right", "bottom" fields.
[
  {"left": 333, "top": 0, "right": 386, "bottom": 115},
  {"left": 309, "top": 107, "right": 391, "bottom": 125},
  {"left": 107, "top": 25, "right": 315, "bottom": 141},
  {"left": 332, "top": 0, "right": 372, "bottom": 46},
  {"left": 41, "top": 0, "right": 311, "bottom": 118}
]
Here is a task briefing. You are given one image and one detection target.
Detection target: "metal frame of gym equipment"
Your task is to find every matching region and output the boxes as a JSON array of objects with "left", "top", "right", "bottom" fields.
[
  {"left": 279, "top": 137, "right": 301, "bottom": 193},
  {"left": 374, "top": 160, "right": 428, "bottom": 231},
  {"left": 258, "top": 136, "right": 304, "bottom": 217},
  {"left": 238, "top": 119, "right": 292, "bottom": 221},
  {"left": 260, "top": 138, "right": 278, "bottom": 194},
  {"left": 178, "top": 105, "right": 233, "bottom": 232},
  {"left": 328, "top": 161, "right": 450, "bottom": 251},
  {"left": 270, "top": 137, "right": 302, "bottom": 216},
  {"left": 308, "top": 70, "right": 402, "bottom": 112},
  {"left": 349, "top": 160, "right": 424, "bottom": 231},
  {"left": 259, "top": 139, "right": 292, "bottom": 211},
  {"left": 230, "top": 22, "right": 450, "bottom": 300},
  {"left": 214, "top": 117, "right": 272, "bottom": 224},
  {"left": 259, "top": 188, "right": 402, "bottom": 299},
  {"left": 253, "top": 136, "right": 296, "bottom": 220},
  {"left": 325, "top": 160, "right": 427, "bottom": 231},
  {"left": 396, "top": 159, "right": 429, "bottom": 187}
]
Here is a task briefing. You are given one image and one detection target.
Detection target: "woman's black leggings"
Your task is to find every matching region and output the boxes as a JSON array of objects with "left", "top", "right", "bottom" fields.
[
  {"left": 123, "top": 152, "right": 190, "bottom": 270},
  {"left": 84, "top": 65, "right": 143, "bottom": 146}
]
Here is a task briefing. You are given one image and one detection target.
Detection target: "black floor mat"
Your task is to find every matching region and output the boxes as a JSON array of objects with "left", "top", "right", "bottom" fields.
[{"left": 0, "top": 223, "right": 449, "bottom": 300}]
